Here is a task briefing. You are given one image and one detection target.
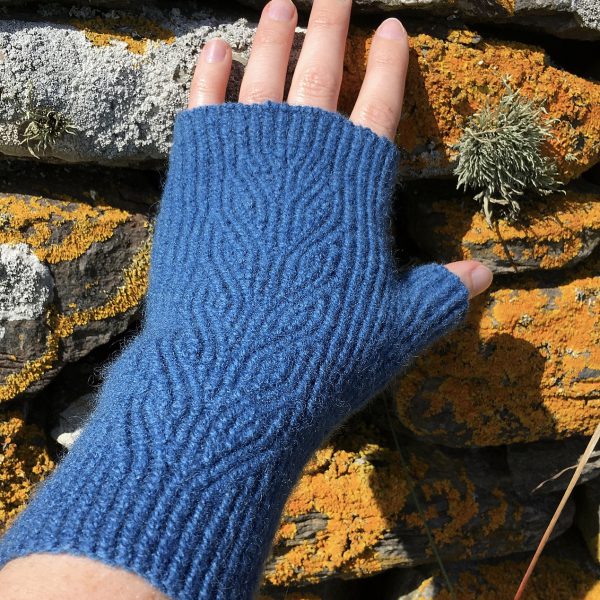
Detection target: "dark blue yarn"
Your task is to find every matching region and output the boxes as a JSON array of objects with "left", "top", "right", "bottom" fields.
[{"left": 0, "top": 101, "right": 469, "bottom": 599}]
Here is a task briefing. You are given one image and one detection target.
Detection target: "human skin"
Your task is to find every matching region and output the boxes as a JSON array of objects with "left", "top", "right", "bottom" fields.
[{"left": 0, "top": 0, "right": 492, "bottom": 598}]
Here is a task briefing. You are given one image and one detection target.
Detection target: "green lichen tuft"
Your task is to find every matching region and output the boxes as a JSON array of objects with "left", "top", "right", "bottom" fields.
[
  {"left": 19, "top": 86, "right": 78, "bottom": 159},
  {"left": 453, "top": 78, "right": 564, "bottom": 226}
]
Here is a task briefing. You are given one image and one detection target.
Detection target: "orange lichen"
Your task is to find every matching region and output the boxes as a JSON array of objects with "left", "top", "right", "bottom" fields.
[
  {"left": 341, "top": 27, "right": 600, "bottom": 180},
  {"left": 0, "top": 412, "right": 54, "bottom": 532},
  {"left": 0, "top": 238, "right": 151, "bottom": 403},
  {"left": 267, "top": 424, "right": 530, "bottom": 586},
  {"left": 496, "top": 0, "right": 515, "bottom": 13},
  {"left": 430, "top": 555, "right": 600, "bottom": 599},
  {"left": 483, "top": 489, "right": 509, "bottom": 538},
  {"left": 266, "top": 440, "right": 411, "bottom": 585},
  {"left": 0, "top": 194, "right": 130, "bottom": 263},
  {"left": 419, "top": 189, "right": 600, "bottom": 270},
  {"left": 395, "top": 254, "right": 600, "bottom": 446},
  {"left": 70, "top": 16, "right": 175, "bottom": 55}
]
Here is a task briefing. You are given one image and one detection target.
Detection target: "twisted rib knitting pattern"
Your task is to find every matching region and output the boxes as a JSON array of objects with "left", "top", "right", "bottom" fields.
[{"left": 0, "top": 101, "right": 469, "bottom": 600}]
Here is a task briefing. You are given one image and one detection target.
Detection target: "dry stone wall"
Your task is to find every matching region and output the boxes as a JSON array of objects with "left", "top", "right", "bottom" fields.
[{"left": 0, "top": 1, "right": 598, "bottom": 598}]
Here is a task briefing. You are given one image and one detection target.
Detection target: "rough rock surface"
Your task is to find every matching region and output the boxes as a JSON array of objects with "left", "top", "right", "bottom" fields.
[
  {"left": 0, "top": 6, "right": 257, "bottom": 166},
  {"left": 382, "top": 536, "right": 600, "bottom": 599},
  {"left": 0, "top": 410, "right": 54, "bottom": 532},
  {"left": 0, "top": 242, "right": 54, "bottom": 320},
  {"left": 400, "top": 181, "right": 600, "bottom": 273},
  {"left": 1, "top": 0, "right": 599, "bottom": 40},
  {"left": 577, "top": 477, "right": 600, "bottom": 565},
  {"left": 341, "top": 25, "right": 600, "bottom": 182},
  {"left": 0, "top": 189, "right": 152, "bottom": 403},
  {"left": 238, "top": 0, "right": 600, "bottom": 40},
  {"left": 1, "top": 7, "right": 599, "bottom": 179},
  {"left": 394, "top": 253, "right": 600, "bottom": 447},
  {"left": 262, "top": 412, "right": 573, "bottom": 587},
  {"left": 508, "top": 437, "right": 600, "bottom": 496}
]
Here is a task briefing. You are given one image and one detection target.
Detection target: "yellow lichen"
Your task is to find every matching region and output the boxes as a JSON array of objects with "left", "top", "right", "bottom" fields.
[
  {"left": 341, "top": 27, "right": 600, "bottom": 181},
  {"left": 0, "top": 238, "right": 151, "bottom": 403},
  {"left": 266, "top": 439, "right": 411, "bottom": 586},
  {"left": 267, "top": 425, "right": 528, "bottom": 586},
  {"left": 431, "top": 555, "right": 600, "bottom": 599},
  {"left": 395, "top": 255, "right": 600, "bottom": 446},
  {"left": 70, "top": 15, "right": 175, "bottom": 55},
  {"left": 0, "top": 194, "right": 130, "bottom": 264},
  {"left": 0, "top": 413, "right": 54, "bottom": 532},
  {"left": 421, "top": 189, "right": 600, "bottom": 270}
]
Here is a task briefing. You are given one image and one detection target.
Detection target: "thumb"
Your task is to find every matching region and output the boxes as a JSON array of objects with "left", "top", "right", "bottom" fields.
[
  {"left": 390, "top": 261, "right": 488, "bottom": 360},
  {"left": 444, "top": 260, "right": 494, "bottom": 299}
]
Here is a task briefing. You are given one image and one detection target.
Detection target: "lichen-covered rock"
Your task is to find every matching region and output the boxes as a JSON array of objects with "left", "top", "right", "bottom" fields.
[
  {"left": 400, "top": 181, "right": 600, "bottom": 273},
  {"left": 577, "top": 477, "right": 600, "bottom": 565},
  {"left": 263, "top": 415, "right": 572, "bottom": 587},
  {"left": 385, "top": 543, "right": 600, "bottom": 599},
  {"left": 0, "top": 192, "right": 151, "bottom": 402},
  {"left": 0, "top": 410, "right": 54, "bottom": 532},
  {"left": 341, "top": 25, "right": 600, "bottom": 182},
  {"left": 394, "top": 254, "right": 600, "bottom": 446},
  {"left": 0, "top": 6, "right": 256, "bottom": 165},
  {"left": 1, "top": 6, "right": 599, "bottom": 177},
  {"left": 238, "top": 0, "right": 600, "bottom": 40},
  {"left": 1, "top": 0, "right": 599, "bottom": 40},
  {"left": 0, "top": 242, "right": 54, "bottom": 320}
]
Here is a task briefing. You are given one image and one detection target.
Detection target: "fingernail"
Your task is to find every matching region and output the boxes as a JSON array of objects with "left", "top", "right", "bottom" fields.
[
  {"left": 204, "top": 38, "right": 226, "bottom": 63},
  {"left": 268, "top": 0, "right": 295, "bottom": 21},
  {"left": 377, "top": 18, "right": 406, "bottom": 40},
  {"left": 470, "top": 265, "right": 493, "bottom": 296}
]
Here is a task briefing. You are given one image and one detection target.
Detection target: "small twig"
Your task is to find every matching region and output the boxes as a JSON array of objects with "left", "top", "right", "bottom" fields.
[{"left": 514, "top": 422, "right": 600, "bottom": 600}]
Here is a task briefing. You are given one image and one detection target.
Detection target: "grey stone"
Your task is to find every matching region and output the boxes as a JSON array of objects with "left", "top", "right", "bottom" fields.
[
  {"left": 399, "top": 180, "right": 600, "bottom": 274},
  {"left": 508, "top": 437, "right": 600, "bottom": 497},
  {"left": 238, "top": 0, "right": 600, "bottom": 39},
  {"left": 50, "top": 392, "right": 96, "bottom": 449},
  {"left": 378, "top": 532, "right": 600, "bottom": 598},
  {"left": 263, "top": 411, "right": 574, "bottom": 584},
  {"left": 576, "top": 477, "right": 600, "bottom": 564},
  {"left": 0, "top": 165, "right": 157, "bottom": 402},
  {"left": 0, "top": 243, "right": 53, "bottom": 320},
  {"left": 0, "top": 6, "right": 261, "bottom": 166}
]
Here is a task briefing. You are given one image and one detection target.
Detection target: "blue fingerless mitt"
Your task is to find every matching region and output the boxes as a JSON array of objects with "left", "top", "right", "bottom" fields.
[{"left": 0, "top": 101, "right": 469, "bottom": 599}]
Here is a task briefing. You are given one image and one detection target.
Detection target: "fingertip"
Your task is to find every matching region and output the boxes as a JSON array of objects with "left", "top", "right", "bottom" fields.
[
  {"left": 203, "top": 37, "right": 229, "bottom": 63},
  {"left": 445, "top": 260, "right": 493, "bottom": 299},
  {"left": 376, "top": 17, "right": 407, "bottom": 41},
  {"left": 188, "top": 38, "right": 232, "bottom": 109}
]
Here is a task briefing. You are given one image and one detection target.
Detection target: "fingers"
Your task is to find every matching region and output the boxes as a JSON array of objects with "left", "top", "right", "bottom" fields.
[
  {"left": 239, "top": 0, "right": 298, "bottom": 104},
  {"left": 350, "top": 18, "right": 408, "bottom": 140},
  {"left": 287, "top": 0, "right": 351, "bottom": 110},
  {"left": 188, "top": 38, "right": 232, "bottom": 108},
  {"left": 444, "top": 260, "right": 493, "bottom": 299}
]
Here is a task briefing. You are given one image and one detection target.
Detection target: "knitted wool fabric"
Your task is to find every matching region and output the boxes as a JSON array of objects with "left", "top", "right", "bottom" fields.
[{"left": 0, "top": 101, "right": 469, "bottom": 599}]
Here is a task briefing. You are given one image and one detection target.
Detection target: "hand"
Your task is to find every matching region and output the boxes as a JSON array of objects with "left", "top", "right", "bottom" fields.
[
  {"left": 188, "top": 0, "right": 493, "bottom": 298},
  {"left": 0, "top": 3, "right": 492, "bottom": 600}
]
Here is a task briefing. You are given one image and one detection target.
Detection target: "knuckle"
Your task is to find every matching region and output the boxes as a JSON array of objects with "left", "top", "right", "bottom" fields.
[
  {"left": 241, "top": 84, "right": 272, "bottom": 104},
  {"left": 371, "top": 49, "right": 399, "bottom": 68},
  {"left": 356, "top": 99, "right": 396, "bottom": 132},
  {"left": 310, "top": 8, "right": 341, "bottom": 29},
  {"left": 253, "top": 27, "right": 288, "bottom": 48},
  {"left": 192, "top": 76, "right": 214, "bottom": 96},
  {"left": 296, "top": 65, "right": 338, "bottom": 100}
]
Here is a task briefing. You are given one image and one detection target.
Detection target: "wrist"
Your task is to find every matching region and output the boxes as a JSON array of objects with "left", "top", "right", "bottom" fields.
[{"left": 0, "top": 333, "right": 313, "bottom": 600}]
